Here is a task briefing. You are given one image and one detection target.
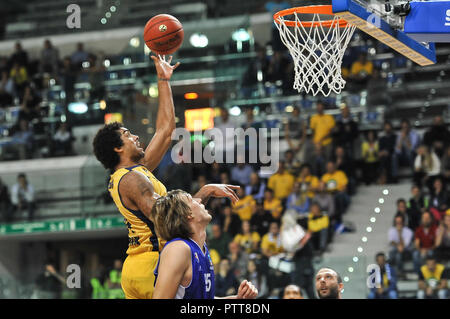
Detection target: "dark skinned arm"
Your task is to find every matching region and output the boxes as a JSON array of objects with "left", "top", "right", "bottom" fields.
[
  {"left": 118, "top": 170, "right": 160, "bottom": 220},
  {"left": 142, "top": 55, "right": 180, "bottom": 172}
]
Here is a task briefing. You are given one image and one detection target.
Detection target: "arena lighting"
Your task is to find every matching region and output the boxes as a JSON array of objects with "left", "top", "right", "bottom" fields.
[
  {"left": 103, "top": 59, "right": 110, "bottom": 67},
  {"left": 374, "top": 207, "right": 380, "bottom": 213},
  {"left": 383, "top": 189, "right": 389, "bottom": 195},
  {"left": 99, "top": 100, "right": 107, "bottom": 110},
  {"left": 184, "top": 92, "right": 199, "bottom": 100},
  {"left": 68, "top": 102, "right": 88, "bottom": 114},
  {"left": 105, "top": 12, "right": 111, "bottom": 18},
  {"left": 101, "top": 18, "right": 107, "bottom": 24},
  {"left": 149, "top": 85, "right": 158, "bottom": 98},
  {"left": 232, "top": 28, "right": 250, "bottom": 42},
  {"left": 353, "top": 257, "right": 359, "bottom": 262},
  {"left": 189, "top": 33, "right": 208, "bottom": 48},
  {"left": 142, "top": 118, "right": 149, "bottom": 125},
  {"left": 130, "top": 37, "right": 140, "bottom": 48},
  {"left": 362, "top": 236, "right": 368, "bottom": 242},
  {"left": 110, "top": 6, "right": 116, "bottom": 12},
  {"left": 366, "top": 226, "right": 372, "bottom": 232},
  {"left": 343, "top": 277, "right": 350, "bottom": 282},
  {"left": 229, "top": 106, "right": 241, "bottom": 116},
  {"left": 378, "top": 198, "right": 384, "bottom": 204},
  {"left": 285, "top": 105, "right": 294, "bottom": 112},
  {"left": 370, "top": 217, "right": 376, "bottom": 222},
  {"left": 348, "top": 267, "right": 354, "bottom": 273}
]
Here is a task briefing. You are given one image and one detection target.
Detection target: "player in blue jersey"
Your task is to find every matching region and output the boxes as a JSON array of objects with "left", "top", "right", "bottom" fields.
[{"left": 151, "top": 189, "right": 258, "bottom": 299}]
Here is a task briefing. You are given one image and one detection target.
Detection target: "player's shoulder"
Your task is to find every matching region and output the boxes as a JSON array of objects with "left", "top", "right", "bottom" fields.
[{"left": 163, "top": 239, "right": 191, "bottom": 255}]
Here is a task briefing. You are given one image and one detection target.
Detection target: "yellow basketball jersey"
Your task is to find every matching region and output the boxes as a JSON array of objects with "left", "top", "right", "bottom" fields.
[{"left": 108, "top": 164, "right": 167, "bottom": 255}]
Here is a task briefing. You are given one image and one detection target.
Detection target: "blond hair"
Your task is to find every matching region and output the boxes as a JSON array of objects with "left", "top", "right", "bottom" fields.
[{"left": 150, "top": 189, "right": 193, "bottom": 241}]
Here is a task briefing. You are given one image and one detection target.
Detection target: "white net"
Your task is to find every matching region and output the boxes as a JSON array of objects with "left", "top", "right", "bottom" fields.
[{"left": 275, "top": 10, "right": 356, "bottom": 96}]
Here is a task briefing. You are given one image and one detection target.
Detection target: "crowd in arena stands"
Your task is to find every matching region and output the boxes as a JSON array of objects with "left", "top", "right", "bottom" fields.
[
  {"left": 364, "top": 116, "right": 450, "bottom": 299},
  {"left": 0, "top": 40, "right": 94, "bottom": 160}
]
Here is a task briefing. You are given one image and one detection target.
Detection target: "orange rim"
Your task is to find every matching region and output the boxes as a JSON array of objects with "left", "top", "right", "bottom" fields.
[{"left": 273, "top": 5, "right": 348, "bottom": 28}]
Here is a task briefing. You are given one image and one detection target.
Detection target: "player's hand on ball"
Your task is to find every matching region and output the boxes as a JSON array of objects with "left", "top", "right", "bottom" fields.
[
  {"left": 237, "top": 280, "right": 258, "bottom": 299},
  {"left": 151, "top": 54, "right": 180, "bottom": 80}
]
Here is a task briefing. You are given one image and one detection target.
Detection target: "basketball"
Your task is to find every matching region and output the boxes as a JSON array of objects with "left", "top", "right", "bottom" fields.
[{"left": 143, "top": 14, "right": 184, "bottom": 55}]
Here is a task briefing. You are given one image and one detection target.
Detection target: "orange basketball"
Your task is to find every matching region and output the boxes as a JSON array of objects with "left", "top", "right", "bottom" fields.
[{"left": 143, "top": 14, "right": 184, "bottom": 55}]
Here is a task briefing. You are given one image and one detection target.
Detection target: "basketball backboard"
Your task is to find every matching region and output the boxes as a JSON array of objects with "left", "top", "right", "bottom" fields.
[{"left": 332, "top": 0, "right": 440, "bottom": 66}]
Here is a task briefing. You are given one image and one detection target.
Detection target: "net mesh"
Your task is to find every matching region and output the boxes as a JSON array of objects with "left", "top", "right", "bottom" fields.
[{"left": 275, "top": 11, "right": 356, "bottom": 96}]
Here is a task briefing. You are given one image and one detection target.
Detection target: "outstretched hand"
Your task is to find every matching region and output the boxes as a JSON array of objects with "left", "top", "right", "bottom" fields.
[
  {"left": 236, "top": 280, "right": 258, "bottom": 299},
  {"left": 151, "top": 54, "right": 180, "bottom": 80},
  {"left": 203, "top": 184, "right": 240, "bottom": 204}
]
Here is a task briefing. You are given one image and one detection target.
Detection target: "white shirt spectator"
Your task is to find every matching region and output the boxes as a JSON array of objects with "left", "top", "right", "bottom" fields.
[
  {"left": 414, "top": 151, "right": 441, "bottom": 176},
  {"left": 11, "top": 182, "right": 34, "bottom": 205},
  {"left": 388, "top": 226, "right": 414, "bottom": 247}
]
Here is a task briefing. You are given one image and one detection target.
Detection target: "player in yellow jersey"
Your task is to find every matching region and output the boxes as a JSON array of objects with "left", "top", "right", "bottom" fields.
[{"left": 93, "top": 55, "right": 239, "bottom": 299}]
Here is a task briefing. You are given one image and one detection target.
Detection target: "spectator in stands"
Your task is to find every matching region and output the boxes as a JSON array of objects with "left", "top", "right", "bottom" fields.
[
  {"left": 309, "top": 142, "right": 327, "bottom": 177},
  {"left": 214, "top": 107, "right": 237, "bottom": 161},
  {"left": 395, "top": 119, "right": 420, "bottom": 170},
  {"left": 0, "top": 70, "right": 13, "bottom": 107},
  {"left": 321, "top": 161, "right": 349, "bottom": 223},
  {"left": 361, "top": 130, "right": 380, "bottom": 185},
  {"left": 231, "top": 162, "right": 254, "bottom": 186},
  {"left": 413, "top": 144, "right": 441, "bottom": 193},
  {"left": 378, "top": 121, "right": 398, "bottom": 184},
  {"left": 423, "top": 115, "right": 450, "bottom": 158},
  {"left": 267, "top": 161, "right": 295, "bottom": 204},
  {"left": 407, "top": 185, "right": 428, "bottom": 231},
  {"left": 283, "top": 284, "right": 303, "bottom": 299},
  {"left": 60, "top": 56, "right": 77, "bottom": 108},
  {"left": 334, "top": 145, "right": 356, "bottom": 195},
  {"left": 388, "top": 215, "right": 414, "bottom": 274},
  {"left": 34, "top": 263, "right": 65, "bottom": 299},
  {"left": 297, "top": 164, "right": 320, "bottom": 199},
  {"left": 263, "top": 188, "right": 283, "bottom": 221},
  {"left": 232, "top": 187, "right": 256, "bottom": 222},
  {"left": 215, "top": 258, "right": 239, "bottom": 297},
  {"left": 309, "top": 101, "right": 335, "bottom": 160},
  {"left": 349, "top": 52, "right": 373, "bottom": 87},
  {"left": 71, "top": 42, "right": 89, "bottom": 70},
  {"left": 18, "top": 85, "right": 41, "bottom": 123},
  {"left": 208, "top": 223, "right": 233, "bottom": 259},
  {"left": 261, "top": 221, "right": 283, "bottom": 258},
  {"left": 417, "top": 255, "right": 449, "bottom": 299},
  {"left": 240, "top": 44, "right": 269, "bottom": 98},
  {"left": 51, "top": 122, "right": 74, "bottom": 156},
  {"left": 394, "top": 198, "right": 410, "bottom": 232},
  {"left": 333, "top": 104, "right": 358, "bottom": 157},
  {"left": 246, "top": 259, "right": 269, "bottom": 298},
  {"left": 314, "top": 181, "right": 336, "bottom": 224},
  {"left": 10, "top": 119, "right": 34, "bottom": 160},
  {"left": 441, "top": 146, "right": 450, "bottom": 188},
  {"left": 9, "top": 42, "right": 28, "bottom": 71},
  {"left": 219, "top": 205, "right": 241, "bottom": 238},
  {"left": 0, "top": 177, "right": 11, "bottom": 222},
  {"left": 285, "top": 106, "right": 305, "bottom": 139},
  {"left": 428, "top": 178, "right": 448, "bottom": 222},
  {"left": 85, "top": 53, "right": 105, "bottom": 102},
  {"left": 208, "top": 162, "right": 224, "bottom": 183},
  {"left": 40, "top": 39, "right": 59, "bottom": 77},
  {"left": 285, "top": 182, "right": 310, "bottom": 218},
  {"left": 435, "top": 211, "right": 450, "bottom": 262},
  {"left": 413, "top": 211, "right": 438, "bottom": 273},
  {"left": 9, "top": 62, "right": 28, "bottom": 100},
  {"left": 227, "top": 241, "right": 249, "bottom": 282},
  {"left": 307, "top": 202, "right": 329, "bottom": 253},
  {"left": 250, "top": 200, "right": 273, "bottom": 237},
  {"left": 368, "top": 252, "right": 398, "bottom": 299},
  {"left": 245, "top": 172, "right": 266, "bottom": 201},
  {"left": 233, "top": 220, "right": 261, "bottom": 254},
  {"left": 10, "top": 173, "right": 35, "bottom": 221},
  {"left": 105, "top": 259, "right": 125, "bottom": 299},
  {"left": 284, "top": 149, "right": 301, "bottom": 176},
  {"left": 266, "top": 51, "right": 291, "bottom": 86}
]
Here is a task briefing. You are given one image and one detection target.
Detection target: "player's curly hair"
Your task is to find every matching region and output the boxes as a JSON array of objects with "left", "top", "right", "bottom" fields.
[{"left": 92, "top": 122, "right": 124, "bottom": 172}]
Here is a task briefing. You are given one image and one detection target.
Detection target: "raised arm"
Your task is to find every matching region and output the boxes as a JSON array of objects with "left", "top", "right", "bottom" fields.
[
  {"left": 153, "top": 241, "right": 191, "bottom": 299},
  {"left": 142, "top": 55, "right": 180, "bottom": 172},
  {"left": 118, "top": 170, "right": 160, "bottom": 219},
  {"left": 193, "top": 184, "right": 240, "bottom": 205}
]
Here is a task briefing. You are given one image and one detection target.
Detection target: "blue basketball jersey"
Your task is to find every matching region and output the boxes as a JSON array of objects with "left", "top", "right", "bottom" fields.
[{"left": 154, "top": 238, "right": 215, "bottom": 299}]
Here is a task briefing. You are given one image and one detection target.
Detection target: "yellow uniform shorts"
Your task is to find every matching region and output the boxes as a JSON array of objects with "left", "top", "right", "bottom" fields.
[{"left": 121, "top": 251, "right": 159, "bottom": 299}]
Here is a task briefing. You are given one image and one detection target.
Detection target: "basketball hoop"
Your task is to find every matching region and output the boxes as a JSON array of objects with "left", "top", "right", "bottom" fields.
[{"left": 274, "top": 5, "right": 356, "bottom": 96}]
